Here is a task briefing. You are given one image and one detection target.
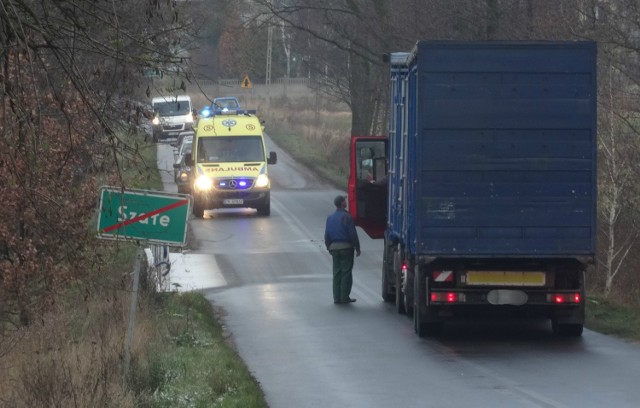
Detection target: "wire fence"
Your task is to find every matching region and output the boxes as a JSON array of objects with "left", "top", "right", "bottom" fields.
[
  {"left": 144, "top": 244, "right": 171, "bottom": 292},
  {"left": 198, "top": 77, "right": 311, "bottom": 87}
]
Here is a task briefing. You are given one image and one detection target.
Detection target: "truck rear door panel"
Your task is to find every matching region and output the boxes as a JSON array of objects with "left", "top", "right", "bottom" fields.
[{"left": 413, "top": 42, "right": 597, "bottom": 257}]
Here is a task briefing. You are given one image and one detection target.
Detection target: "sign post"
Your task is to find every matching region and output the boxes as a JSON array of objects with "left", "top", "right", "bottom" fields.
[{"left": 96, "top": 186, "right": 191, "bottom": 385}]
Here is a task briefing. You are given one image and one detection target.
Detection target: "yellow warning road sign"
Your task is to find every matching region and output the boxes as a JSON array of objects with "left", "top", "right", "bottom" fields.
[{"left": 241, "top": 75, "right": 253, "bottom": 89}]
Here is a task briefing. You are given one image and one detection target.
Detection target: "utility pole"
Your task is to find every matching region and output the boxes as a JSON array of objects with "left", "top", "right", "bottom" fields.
[{"left": 266, "top": 25, "right": 273, "bottom": 87}]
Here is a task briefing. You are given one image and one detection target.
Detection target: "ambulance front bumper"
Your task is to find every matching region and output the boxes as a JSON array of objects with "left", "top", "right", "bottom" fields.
[{"left": 194, "top": 189, "right": 269, "bottom": 208}]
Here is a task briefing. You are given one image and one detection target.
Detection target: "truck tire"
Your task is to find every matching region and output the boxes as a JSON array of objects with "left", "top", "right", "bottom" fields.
[
  {"left": 193, "top": 199, "right": 205, "bottom": 218},
  {"left": 404, "top": 259, "right": 414, "bottom": 317},
  {"left": 381, "top": 240, "right": 395, "bottom": 302},
  {"left": 394, "top": 250, "right": 405, "bottom": 314},
  {"left": 413, "top": 266, "right": 443, "bottom": 338}
]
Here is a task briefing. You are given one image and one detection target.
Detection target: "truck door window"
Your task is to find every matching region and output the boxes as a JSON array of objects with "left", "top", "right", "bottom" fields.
[
  {"left": 356, "top": 142, "right": 387, "bottom": 183},
  {"left": 351, "top": 138, "right": 388, "bottom": 238}
]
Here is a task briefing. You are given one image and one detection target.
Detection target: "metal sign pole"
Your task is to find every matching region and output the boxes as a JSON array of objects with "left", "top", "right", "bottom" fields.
[{"left": 123, "top": 245, "right": 144, "bottom": 385}]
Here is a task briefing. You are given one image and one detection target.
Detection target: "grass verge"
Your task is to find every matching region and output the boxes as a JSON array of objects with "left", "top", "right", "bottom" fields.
[
  {"left": 134, "top": 293, "right": 267, "bottom": 407},
  {"left": 257, "top": 97, "right": 352, "bottom": 190},
  {"left": 586, "top": 297, "right": 640, "bottom": 342},
  {"left": 267, "top": 127, "right": 349, "bottom": 189}
]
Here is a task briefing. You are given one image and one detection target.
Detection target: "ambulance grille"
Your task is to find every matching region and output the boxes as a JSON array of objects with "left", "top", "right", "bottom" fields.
[{"left": 215, "top": 178, "right": 254, "bottom": 190}]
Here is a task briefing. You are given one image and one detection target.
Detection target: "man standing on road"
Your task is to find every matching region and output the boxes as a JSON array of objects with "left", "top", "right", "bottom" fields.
[{"left": 324, "top": 195, "right": 361, "bottom": 304}]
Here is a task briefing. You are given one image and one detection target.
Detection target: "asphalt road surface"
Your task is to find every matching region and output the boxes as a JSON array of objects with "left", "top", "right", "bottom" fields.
[{"left": 156, "top": 137, "right": 640, "bottom": 408}]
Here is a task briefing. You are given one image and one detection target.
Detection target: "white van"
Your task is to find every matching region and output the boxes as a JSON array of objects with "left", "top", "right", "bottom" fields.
[{"left": 151, "top": 95, "right": 193, "bottom": 142}]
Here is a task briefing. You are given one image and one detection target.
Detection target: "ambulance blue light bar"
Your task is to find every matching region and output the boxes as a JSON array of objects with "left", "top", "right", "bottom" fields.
[
  {"left": 199, "top": 107, "right": 257, "bottom": 118},
  {"left": 214, "top": 109, "right": 257, "bottom": 116},
  {"left": 200, "top": 106, "right": 212, "bottom": 117}
]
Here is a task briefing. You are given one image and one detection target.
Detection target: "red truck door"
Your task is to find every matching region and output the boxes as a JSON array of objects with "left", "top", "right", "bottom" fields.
[{"left": 348, "top": 136, "right": 388, "bottom": 238}]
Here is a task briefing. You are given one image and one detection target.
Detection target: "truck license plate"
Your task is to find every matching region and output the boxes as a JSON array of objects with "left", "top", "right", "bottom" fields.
[
  {"left": 223, "top": 199, "right": 243, "bottom": 205},
  {"left": 465, "top": 271, "right": 545, "bottom": 286}
]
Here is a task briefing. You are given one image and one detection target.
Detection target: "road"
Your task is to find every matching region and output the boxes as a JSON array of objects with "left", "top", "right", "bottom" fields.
[{"left": 156, "top": 137, "right": 640, "bottom": 408}]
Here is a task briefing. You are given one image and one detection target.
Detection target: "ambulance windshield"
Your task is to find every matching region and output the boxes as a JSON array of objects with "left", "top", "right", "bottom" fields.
[{"left": 198, "top": 136, "right": 265, "bottom": 163}]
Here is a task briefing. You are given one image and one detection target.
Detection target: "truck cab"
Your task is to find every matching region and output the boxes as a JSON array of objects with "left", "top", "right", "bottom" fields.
[{"left": 185, "top": 109, "right": 277, "bottom": 217}]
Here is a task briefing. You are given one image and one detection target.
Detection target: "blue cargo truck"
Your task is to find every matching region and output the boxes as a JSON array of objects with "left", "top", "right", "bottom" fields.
[{"left": 348, "top": 41, "right": 597, "bottom": 337}]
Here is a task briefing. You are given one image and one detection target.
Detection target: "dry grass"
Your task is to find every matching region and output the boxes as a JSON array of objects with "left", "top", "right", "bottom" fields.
[
  {"left": 0, "top": 250, "right": 267, "bottom": 407},
  {"left": 246, "top": 93, "right": 352, "bottom": 189},
  {"left": 0, "top": 287, "right": 147, "bottom": 408}
]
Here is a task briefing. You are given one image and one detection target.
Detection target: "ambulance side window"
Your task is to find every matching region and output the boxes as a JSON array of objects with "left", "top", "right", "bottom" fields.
[{"left": 197, "top": 142, "right": 207, "bottom": 162}]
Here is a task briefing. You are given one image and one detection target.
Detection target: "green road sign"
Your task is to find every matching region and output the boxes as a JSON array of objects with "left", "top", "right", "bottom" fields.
[{"left": 97, "top": 187, "right": 191, "bottom": 246}]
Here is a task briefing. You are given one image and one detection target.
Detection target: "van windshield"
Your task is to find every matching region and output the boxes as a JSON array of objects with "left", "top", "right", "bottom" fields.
[
  {"left": 198, "top": 136, "right": 265, "bottom": 163},
  {"left": 154, "top": 101, "right": 191, "bottom": 116}
]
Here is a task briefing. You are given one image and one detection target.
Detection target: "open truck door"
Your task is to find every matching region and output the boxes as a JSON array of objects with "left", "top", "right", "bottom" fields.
[{"left": 348, "top": 136, "right": 388, "bottom": 238}]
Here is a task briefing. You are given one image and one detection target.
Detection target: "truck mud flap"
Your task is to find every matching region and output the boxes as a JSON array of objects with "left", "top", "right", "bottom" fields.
[{"left": 413, "top": 265, "right": 443, "bottom": 337}]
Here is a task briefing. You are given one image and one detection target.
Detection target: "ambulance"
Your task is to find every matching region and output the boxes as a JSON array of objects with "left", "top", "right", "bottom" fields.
[{"left": 185, "top": 109, "right": 277, "bottom": 217}]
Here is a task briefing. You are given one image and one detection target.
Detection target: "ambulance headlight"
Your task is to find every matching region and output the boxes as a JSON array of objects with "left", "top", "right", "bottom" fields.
[
  {"left": 255, "top": 174, "right": 269, "bottom": 188},
  {"left": 194, "top": 175, "right": 213, "bottom": 191},
  {"left": 152, "top": 116, "right": 160, "bottom": 125}
]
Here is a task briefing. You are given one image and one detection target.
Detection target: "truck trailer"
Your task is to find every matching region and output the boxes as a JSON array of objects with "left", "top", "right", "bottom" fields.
[{"left": 348, "top": 41, "right": 597, "bottom": 337}]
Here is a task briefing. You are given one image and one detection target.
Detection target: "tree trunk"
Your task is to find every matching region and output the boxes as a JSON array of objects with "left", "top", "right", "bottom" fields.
[
  {"left": 485, "top": 0, "right": 500, "bottom": 40},
  {"left": 349, "top": 52, "right": 383, "bottom": 136},
  {"left": 604, "top": 184, "right": 618, "bottom": 297}
]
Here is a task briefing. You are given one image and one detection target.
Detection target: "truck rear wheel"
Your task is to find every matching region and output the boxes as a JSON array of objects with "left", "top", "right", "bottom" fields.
[
  {"left": 404, "top": 260, "right": 414, "bottom": 317},
  {"left": 394, "top": 250, "right": 405, "bottom": 314},
  {"left": 381, "top": 240, "right": 395, "bottom": 302}
]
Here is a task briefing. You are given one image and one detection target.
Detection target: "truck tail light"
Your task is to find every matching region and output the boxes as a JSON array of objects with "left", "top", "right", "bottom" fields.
[
  {"left": 431, "top": 292, "right": 465, "bottom": 303},
  {"left": 547, "top": 293, "right": 581, "bottom": 304}
]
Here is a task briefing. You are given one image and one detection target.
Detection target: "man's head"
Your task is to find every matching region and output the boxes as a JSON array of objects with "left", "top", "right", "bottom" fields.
[{"left": 334, "top": 195, "right": 346, "bottom": 208}]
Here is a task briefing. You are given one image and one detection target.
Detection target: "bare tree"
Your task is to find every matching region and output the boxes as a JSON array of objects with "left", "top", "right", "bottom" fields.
[
  {"left": 247, "top": 0, "right": 392, "bottom": 135},
  {"left": 576, "top": 0, "right": 640, "bottom": 297},
  {"left": 0, "top": 0, "right": 200, "bottom": 328},
  {"left": 598, "top": 65, "right": 640, "bottom": 296}
]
